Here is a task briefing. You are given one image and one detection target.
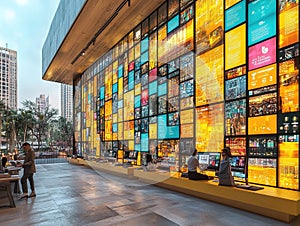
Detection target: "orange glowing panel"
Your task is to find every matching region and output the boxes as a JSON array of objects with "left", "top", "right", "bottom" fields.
[
  {"left": 248, "top": 115, "right": 277, "bottom": 135},
  {"left": 279, "top": 1, "right": 299, "bottom": 48},
  {"left": 195, "top": 103, "right": 224, "bottom": 152},
  {"left": 278, "top": 135, "right": 299, "bottom": 190},
  {"left": 248, "top": 64, "right": 277, "bottom": 91},
  {"left": 279, "top": 59, "right": 299, "bottom": 113},
  {"left": 181, "top": 124, "right": 194, "bottom": 138}
]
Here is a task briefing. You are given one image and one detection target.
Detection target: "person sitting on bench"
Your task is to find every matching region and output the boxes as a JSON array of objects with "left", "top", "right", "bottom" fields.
[{"left": 187, "top": 149, "right": 209, "bottom": 180}]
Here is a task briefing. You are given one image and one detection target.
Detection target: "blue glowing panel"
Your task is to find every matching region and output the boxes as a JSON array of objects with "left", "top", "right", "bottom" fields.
[
  {"left": 168, "top": 14, "right": 180, "bottom": 33},
  {"left": 158, "top": 83, "right": 167, "bottom": 96},
  {"left": 141, "top": 133, "right": 149, "bottom": 152},
  {"left": 225, "top": 0, "right": 246, "bottom": 31},
  {"left": 248, "top": 0, "right": 276, "bottom": 46},
  {"left": 149, "top": 81, "right": 158, "bottom": 95}
]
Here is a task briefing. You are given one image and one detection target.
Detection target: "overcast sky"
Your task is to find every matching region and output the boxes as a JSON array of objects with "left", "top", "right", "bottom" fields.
[{"left": 0, "top": 0, "right": 61, "bottom": 112}]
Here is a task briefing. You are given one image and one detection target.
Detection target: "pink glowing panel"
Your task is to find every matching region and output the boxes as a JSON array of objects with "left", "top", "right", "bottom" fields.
[{"left": 248, "top": 37, "right": 276, "bottom": 71}]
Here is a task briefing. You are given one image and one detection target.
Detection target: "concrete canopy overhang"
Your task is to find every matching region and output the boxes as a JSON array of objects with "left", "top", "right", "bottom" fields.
[{"left": 42, "top": 0, "right": 166, "bottom": 85}]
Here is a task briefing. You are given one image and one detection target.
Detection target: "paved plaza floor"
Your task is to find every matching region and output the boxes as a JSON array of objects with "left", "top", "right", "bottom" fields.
[{"left": 0, "top": 163, "right": 299, "bottom": 226}]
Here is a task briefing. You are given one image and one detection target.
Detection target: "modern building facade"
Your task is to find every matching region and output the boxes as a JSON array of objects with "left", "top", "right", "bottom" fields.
[
  {"left": 61, "top": 84, "right": 73, "bottom": 122},
  {"left": 42, "top": 0, "right": 300, "bottom": 191},
  {"left": 0, "top": 45, "right": 17, "bottom": 110},
  {"left": 35, "top": 94, "right": 49, "bottom": 113}
]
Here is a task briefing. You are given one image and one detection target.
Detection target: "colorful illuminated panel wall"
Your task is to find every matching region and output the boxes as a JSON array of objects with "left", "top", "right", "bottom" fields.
[{"left": 74, "top": 0, "right": 300, "bottom": 190}]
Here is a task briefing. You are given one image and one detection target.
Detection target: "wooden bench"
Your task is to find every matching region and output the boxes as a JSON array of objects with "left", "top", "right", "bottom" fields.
[{"left": 133, "top": 170, "right": 300, "bottom": 223}]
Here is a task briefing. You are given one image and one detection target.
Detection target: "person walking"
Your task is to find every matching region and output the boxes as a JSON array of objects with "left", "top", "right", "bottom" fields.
[{"left": 19, "top": 142, "right": 36, "bottom": 199}]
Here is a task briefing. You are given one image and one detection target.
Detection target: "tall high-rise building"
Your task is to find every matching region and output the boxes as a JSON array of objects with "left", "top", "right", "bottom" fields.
[
  {"left": 0, "top": 45, "right": 17, "bottom": 110},
  {"left": 61, "top": 84, "right": 73, "bottom": 122},
  {"left": 36, "top": 94, "right": 49, "bottom": 113}
]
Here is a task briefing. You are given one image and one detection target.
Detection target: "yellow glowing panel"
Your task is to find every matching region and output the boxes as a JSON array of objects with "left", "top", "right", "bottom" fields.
[
  {"left": 135, "top": 43, "right": 140, "bottom": 59},
  {"left": 248, "top": 64, "right": 277, "bottom": 90},
  {"left": 129, "top": 140, "right": 134, "bottom": 150},
  {"left": 124, "top": 91, "right": 134, "bottom": 121},
  {"left": 113, "top": 113, "right": 118, "bottom": 123},
  {"left": 124, "top": 121, "right": 134, "bottom": 140},
  {"left": 118, "top": 122, "right": 124, "bottom": 140},
  {"left": 149, "top": 32, "right": 157, "bottom": 70},
  {"left": 118, "top": 77, "right": 123, "bottom": 100},
  {"left": 181, "top": 124, "right": 194, "bottom": 138},
  {"left": 149, "top": 123, "right": 157, "bottom": 139},
  {"left": 105, "top": 100, "right": 112, "bottom": 120},
  {"left": 225, "top": 0, "right": 241, "bottom": 9},
  {"left": 279, "top": 2, "right": 299, "bottom": 48},
  {"left": 129, "top": 47, "right": 134, "bottom": 62},
  {"left": 248, "top": 115, "right": 277, "bottom": 135},
  {"left": 225, "top": 24, "right": 246, "bottom": 70},
  {"left": 105, "top": 68, "right": 112, "bottom": 101},
  {"left": 135, "top": 83, "right": 141, "bottom": 95},
  {"left": 118, "top": 108, "right": 123, "bottom": 122},
  {"left": 195, "top": 103, "right": 224, "bottom": 152},
  {"left": 196, "top": 45, "right": 224, "bottom": 106},
  {"left": 180, "top": 109, "right": 194, "bottom": 124},
  {"left": 248, "top": 158, "right": 277, "bottom": 186},
  {"left": 279, "top": 140, "right": 299, "bottom": 189},
  {"left": 105, "top": 120, "right": 112, "bottom": 141}
]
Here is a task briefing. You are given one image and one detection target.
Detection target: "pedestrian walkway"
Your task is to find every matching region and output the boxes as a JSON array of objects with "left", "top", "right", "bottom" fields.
[{"left": 0, "top": 163, "right": 298, "bottom": 226}]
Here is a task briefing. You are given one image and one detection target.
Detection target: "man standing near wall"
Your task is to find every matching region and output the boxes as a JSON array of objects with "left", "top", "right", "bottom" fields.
[{"left": 19, "top": 142, "right": 36, "bottom": 199}]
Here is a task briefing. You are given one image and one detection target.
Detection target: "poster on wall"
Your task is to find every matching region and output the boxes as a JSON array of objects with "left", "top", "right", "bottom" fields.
[
  {"left": 248, "top": 37, "right": 276, "bottom": 71},
  {"left": 225, "top": 24, "right": 246, "bottom": 70},
  {"left": 279, "top": 58, "right": 299, "bottom": 113},
  {"left": 279, "top": 0, "right": 299, "bottom": 48},
  {"left": 225, "top": 0, "right": 245, "bottom": 32},
  {"left": 196, "top": 0, "right": 224, "bottom": 55},
  {"left": 248, "top": 0, "right": 276, "bottom": 46},
  {"left": 195, "top": 103, "right": 224, "bottom": 152}
]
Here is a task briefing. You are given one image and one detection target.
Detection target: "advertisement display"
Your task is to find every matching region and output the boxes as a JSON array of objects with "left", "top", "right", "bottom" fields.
[
  {"left": 225, "top": 0, "right": 245, "bottom": 31},
  {"left": 279, "top": 58, "right": 299, "bottom": 113},
  {"left": 248, "top": 158, "right": 277, "bottom": 186},
  {"left": 248, "top": 63, "right": 277, "bottom": 91},
  {"left": 249, "top": 92, "right": 277, "bottom": 117},
  {"left": 225, "top": 0, "right": 241, "bottom": 9},
  {"left": 225, "top": 99, "right": 246, "bottom": 136},
  {"left": 278, "top": 135, "right": 299, "bottom": 189},
  {"left": 225, "top": 137, "right": 246, "bottom": 156},
  {"left": 278, "top": 112, "right": 299, "bottom": 134},
  {"left": 225, "top": 24, "right": 246, "bottom": 70},
  {"left": 196, "top": 0, "right": 224, "bottom": 55},
  {"left": 196, "top": 103, "right": 224, "bottom": 152},
  {"left": 248, "top": 37, "right": 276, "bottom": 71},
  {"left": 248, "top": 0, "right": 276, "bottom": 46},
  {"left": 196, "top": 45, "right": 224, "bottom": 106},
  {"left": 248, "top": 115, "right": 277, "bottom": 135},
  {"left": 225, "top": 75, "right": 246, "bottom": 101},
  {"left": 279, "top": 0, "right": 299, "bottom": 48}
]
